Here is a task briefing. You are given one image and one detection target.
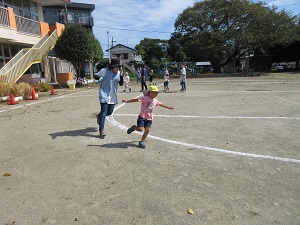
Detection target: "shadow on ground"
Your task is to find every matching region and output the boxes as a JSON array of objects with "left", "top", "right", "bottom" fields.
[
  {"left": 88, "top": 142, "right": 138, "bottom": 149},
  {"left": 49, "top": 127, "right": 98, "bottom": 140}
]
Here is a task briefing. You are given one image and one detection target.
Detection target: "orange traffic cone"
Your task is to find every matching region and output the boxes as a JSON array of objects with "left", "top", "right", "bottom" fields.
[
  {"left": 6, "top": 93, "right": 18, "bottom": 105},
  {"left": 50, "top": 86, "right": 56, "bottom": 95},
  {"left": 31, "top": 87, "right": 37, "bottom": 100}
]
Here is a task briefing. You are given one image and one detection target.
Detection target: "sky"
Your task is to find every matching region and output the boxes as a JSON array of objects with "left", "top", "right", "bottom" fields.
[{"left": 74, "top": 0, "right": 300, "bottom": 58}]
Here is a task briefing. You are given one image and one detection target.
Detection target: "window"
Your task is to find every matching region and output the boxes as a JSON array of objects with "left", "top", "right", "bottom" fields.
[
  {"left": 22, "top": 0, "right": 29, "bottom": 11},
  {"left": 29, "top": 1, "right": 37, "bottom": 13},
  {"left": 3, "top": 44, "right": 10, "bottom": 57},
  {"left": 10, "top": 44, "right": 21, "bottom": 56},
  {"left": 4, "top": 0, "right": 13, "bottom": 5},
  {"left": 14, "top": 0, "right": 22, "bottom": 8}
]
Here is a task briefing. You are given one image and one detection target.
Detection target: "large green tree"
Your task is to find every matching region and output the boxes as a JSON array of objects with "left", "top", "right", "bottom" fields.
[
  {"left": 269, "top": 22, "right": 300, "bottom": 70},
  {"left": 170, "top": 0, "right": 299, "bottom": 72},
  {"left": 54, "top": 23, "right": 103, "bottom": 77},
  {"left": 135, "top": 38, "right": 168, "bottom": 68}
]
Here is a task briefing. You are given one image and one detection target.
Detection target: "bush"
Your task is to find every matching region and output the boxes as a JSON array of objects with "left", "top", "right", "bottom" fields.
[
  {"left": 0, "top": 81, "right": 52, "bottom": 98},
  {"left": 0, "top": 81, "right": 10, "bottom": 97},
  {"left": 0, "top": 82, "right": 32, "bottom": 97},
  {"left": 34, "top": 82, "right": 51, "bottom": 92},
  {"left": 16, "top": 82, "right": 31, "bottom": 96}
]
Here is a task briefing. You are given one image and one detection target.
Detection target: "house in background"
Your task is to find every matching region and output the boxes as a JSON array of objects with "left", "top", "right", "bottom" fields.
[
  {"left": 108, "top": 44, "right": 143, "bottom": 75},
  {"left": 0, "top": 0, "right": 71, "bottom": 84},
  {"left": 109, "top": 44, "right": 142, "bottom": 64}
]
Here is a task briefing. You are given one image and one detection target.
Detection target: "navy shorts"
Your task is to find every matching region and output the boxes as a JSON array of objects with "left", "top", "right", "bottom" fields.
[{"left": 137, "top": 115, "right": 152, "bottom": 128}]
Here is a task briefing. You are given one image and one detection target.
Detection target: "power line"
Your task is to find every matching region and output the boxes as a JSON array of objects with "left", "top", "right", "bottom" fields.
[{"left": 94, "top": 25, "right": 173, "bottom": 34}]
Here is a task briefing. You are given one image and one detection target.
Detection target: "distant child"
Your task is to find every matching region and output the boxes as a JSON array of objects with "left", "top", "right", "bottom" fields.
[
  {"left": 122, "top": 86, "right": 174, "bottom": 149},
  {"left": 163, "top": 70, "right": 170, "bottom": 92},
  {"left": 149, "top": 69, "right": 155, "bottom": 85},
  {"left": 123, "top": 72, "right": 131, "bottom": 92}
]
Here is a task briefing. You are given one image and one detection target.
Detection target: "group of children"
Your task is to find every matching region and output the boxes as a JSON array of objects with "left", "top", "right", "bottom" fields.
[{"left": 122, "top": 70, "right": 171, "bottom": 93}]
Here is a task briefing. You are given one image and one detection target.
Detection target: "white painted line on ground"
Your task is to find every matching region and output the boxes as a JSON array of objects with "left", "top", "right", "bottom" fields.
[
  {"left": 0, "top": 89, "right": 96, "bottom": 114},
  {"left": 170, "top": 90, "right": 300, "bottom": 93},
  {"left": 270, "top": 93, "right": 299, "bottom": 105},
  {"left": 110, "top": 103, "right": 300, "bottom": 164},
  {"left": 114, "top": 114, "right": 300, "bottom": 120}
]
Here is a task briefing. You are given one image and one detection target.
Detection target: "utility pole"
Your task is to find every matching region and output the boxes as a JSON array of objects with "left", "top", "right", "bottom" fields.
[
  {"left": 107, "top": 30, "right": 111, "bottom": 63},
  {"left": 111, "top": 37, "right": 116, "bottom": 47},
  {"left": 64, "top": 4, "right": 68, "bottom": 24}
]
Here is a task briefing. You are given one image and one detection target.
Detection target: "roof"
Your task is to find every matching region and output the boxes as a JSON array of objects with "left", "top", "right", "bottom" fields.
[
  {"left": 107, "top": 44, "right": 137, "bottom": 52},
  {"left": 39, "top": 0, "right": 72, "bottom": 6},
  {"left": 67, "top": 2, "right": 95, "bottom": 10}
]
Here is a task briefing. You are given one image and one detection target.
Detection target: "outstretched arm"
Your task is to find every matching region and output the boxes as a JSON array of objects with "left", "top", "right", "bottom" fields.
[
  {"left": 122, "top": 98, "right": 139, "bottom": 103},
  {"left": 159, "top": 103, "right": 174, "bottom": 110}
]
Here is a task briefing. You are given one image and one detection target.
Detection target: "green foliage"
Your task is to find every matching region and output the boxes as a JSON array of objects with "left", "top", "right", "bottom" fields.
[
  {"left": 171, "top": 0, "right": 299, "bottom": 72},
  {"left": 54, "top": 24, "right": 103, "bottom": 77},
  {"left": 135, "top": 38, "right": 168, "bottom": 67},
  {"left": 34, "top": 82, "right": 51, "bottom": 92},
  {"left": 96, "top": 58, "right": 109, "bottom": 71}
]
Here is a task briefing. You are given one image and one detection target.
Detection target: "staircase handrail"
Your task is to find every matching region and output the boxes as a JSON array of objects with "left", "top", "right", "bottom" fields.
[
  {"left": 0, "top": 30, "right": 58, "bottom": 83},
  {"left": 123, "top": 63, "right": 139, "bottom": 76}
]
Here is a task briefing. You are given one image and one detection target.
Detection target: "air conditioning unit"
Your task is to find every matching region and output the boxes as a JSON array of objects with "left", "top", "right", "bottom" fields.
[{"left": 67, "top": 14, "right": 72, "bottom": 21}]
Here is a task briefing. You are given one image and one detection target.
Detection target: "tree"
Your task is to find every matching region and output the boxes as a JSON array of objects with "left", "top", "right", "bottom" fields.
[
  {"left": 135, "top": 38, "right": 168, "bottom": 68},
  {"left": 269, "top": 22, "right": 300, "bottom": 70},
  {"left": 54, "top": 23, "right": 103, "bottom": 77},
  {"left": 171, "top": 0, "right": 299, "bottom": 72}
]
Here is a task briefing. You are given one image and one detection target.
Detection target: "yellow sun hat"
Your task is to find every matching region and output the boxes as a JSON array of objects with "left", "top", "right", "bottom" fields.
[{"left": 148, "top": 86, "right": 159, "bottom": 92}]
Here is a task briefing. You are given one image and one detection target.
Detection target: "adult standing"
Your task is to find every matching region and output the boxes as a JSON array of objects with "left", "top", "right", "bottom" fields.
[
  {"left": 95, "top": 59, "right": 123, "bottom": 138},
  {"left": 180, "top": 64, "right": 187, "bottom": 92},
  {"left": 140, "top": 65, "right": 148, "bottom": 92}
]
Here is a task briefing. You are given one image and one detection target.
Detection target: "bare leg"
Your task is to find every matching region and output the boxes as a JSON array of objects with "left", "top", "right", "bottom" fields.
[{"left": 141, "top": 127, "right": 150, "bottom": 142}]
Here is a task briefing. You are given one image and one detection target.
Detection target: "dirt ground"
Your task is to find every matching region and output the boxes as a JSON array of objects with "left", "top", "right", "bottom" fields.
[{"left": 0, "top": 72, "right": 299, "bottom": 225}]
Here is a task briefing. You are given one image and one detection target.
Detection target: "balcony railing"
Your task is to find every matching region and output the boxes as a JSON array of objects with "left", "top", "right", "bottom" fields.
[
  {"left": 68, "top": 16, "right": 93, "bottom": 26},
  {"left": 16, "top": 15, "right": 41, "bottom": 36},
  {"left": 0, "top": 6, "right": 9, "bottom": 27}
]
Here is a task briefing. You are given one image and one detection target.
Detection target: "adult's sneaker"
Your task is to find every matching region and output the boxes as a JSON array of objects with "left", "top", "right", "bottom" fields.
[{"left": 99, "top": 130, "right": 106, "bottom": 139}]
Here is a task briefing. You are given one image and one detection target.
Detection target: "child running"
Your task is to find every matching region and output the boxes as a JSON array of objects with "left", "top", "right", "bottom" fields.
[{"left": 122, "top": 86, "right": 174, "bottom": 149}]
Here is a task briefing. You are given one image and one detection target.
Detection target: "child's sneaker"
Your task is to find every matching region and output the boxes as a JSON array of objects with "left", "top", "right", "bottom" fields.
[
  {"left": 127, "top": 125, "right": 136, "bottom": 134},
  {"left": 138, "top": 141, "right": 146, "bottom": 148}
]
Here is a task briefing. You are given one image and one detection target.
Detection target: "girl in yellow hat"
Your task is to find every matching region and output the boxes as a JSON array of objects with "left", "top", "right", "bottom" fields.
[{"left": 122, "top": 86, "right": 174, "bottom": 148}]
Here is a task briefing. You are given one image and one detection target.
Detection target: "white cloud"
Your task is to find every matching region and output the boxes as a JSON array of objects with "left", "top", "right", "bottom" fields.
[
  {"left": 74, "top": 0, "right": 299, "bottom": 54},
  {"left": 72, "top": 0, "right": 196, "bottom": 53},
  {"left": 268, "top": 0, "right": 299, "bottom": 7}
]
